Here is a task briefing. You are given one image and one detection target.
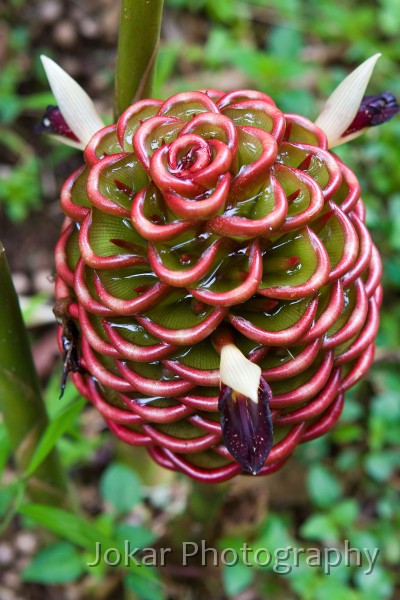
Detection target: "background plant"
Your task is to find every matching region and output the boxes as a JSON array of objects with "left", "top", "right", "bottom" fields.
[{"left": 0, "top": 0, "right": 399, "bottom": 598}]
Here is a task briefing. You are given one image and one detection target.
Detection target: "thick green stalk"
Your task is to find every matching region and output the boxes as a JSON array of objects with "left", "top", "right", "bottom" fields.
[
  {"left": 114, "top": 0, "right": 164, "bottom": 117},
  {"left": 0, "top": 243, "right": 68, "bottom": 506}
]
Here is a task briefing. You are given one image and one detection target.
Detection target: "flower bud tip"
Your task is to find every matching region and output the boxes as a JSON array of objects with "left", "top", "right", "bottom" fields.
[{"left": 40, "top": 55, "right": 104, "bottom": 148}]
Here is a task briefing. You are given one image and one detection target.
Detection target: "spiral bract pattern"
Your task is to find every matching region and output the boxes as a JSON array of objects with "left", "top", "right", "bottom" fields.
[{"left": 56, "top": 89, "right": 381, "bottom": 482}]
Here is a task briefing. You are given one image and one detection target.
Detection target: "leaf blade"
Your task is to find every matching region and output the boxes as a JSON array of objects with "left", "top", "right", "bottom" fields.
[{"left": 24, "top": 398, "right": 85, "bottom": 478}]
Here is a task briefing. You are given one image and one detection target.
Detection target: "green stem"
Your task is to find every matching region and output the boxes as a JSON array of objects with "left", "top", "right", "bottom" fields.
[
  {"left": 114, "top": 0, "right": 164, "bottom": 118},
  {"left": 0, "top": 243, "right": 68, "bottom": 506}
]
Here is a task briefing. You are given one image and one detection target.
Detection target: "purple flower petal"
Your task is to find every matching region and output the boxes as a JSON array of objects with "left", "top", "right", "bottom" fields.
[
  {"left": 343, "top": 92, "right": 399, "bottom": 136},
  {"left": 36, "top": 105, "right": 80, "bottom": 142},
  {"left": 219, "top": 378, "right": 273, "bottom": 474}
]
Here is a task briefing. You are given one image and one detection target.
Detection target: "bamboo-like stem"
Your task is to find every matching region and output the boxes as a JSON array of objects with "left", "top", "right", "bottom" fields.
[
  {"left": 0, "top": 243, "right": 68, "bottom": 506},
  {"left": 114, "top": 0, "right": 164, "bottom": 118}
]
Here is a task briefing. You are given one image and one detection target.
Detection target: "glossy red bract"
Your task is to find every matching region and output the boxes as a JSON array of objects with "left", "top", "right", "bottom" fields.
[{"left": 55, "top": 89, "right": 382, "bottom": 482}]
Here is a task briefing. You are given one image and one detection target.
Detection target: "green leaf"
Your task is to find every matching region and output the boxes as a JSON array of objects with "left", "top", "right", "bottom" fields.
[
  {"left": 18, "top": 504, "right": 157, "bottom": 583},
  {"left": 329, "top": 499, "right": 358, "bottom": 528},
  {"left": 364, "top": 451, "right": 400, "bottom": 482},
  {"left": 268, "top": 25, "right": 303, "bottom": 59},
  {"left": 0, "top": 427, "right": 10, "bottom": 477},
  {"left": 24, "top": 398, "right": 85, "bottom": 477},
  {"left": 288, "top": 560, "right": 321, "bottom": 599},
  {"left": 332, "top": 423, "right": 363, "bottom": 443},
  {"left": 335, "top": 448, "right": 361, "bottom": 471},
  {"left": 0, "top": 157, "right": 41, "bottom": 221},
  {"left": 297, "top": 436, "right": 329, "bottom": 462},
  {"left": 57, "top": 434, "right": 105, "bottom": 468},
  {"left": 350, "top": 532, "right": 380, "bottom": 555},
  {"left": 0, "top": 487, "right": 15, "bottom": 518},
  {"left": 340, "top": 397, "right": 363, "bottom": 421},
  {"left": 124, "top": 570, "right": 165, "bottom": 600},
  {"left": 18, "top": 91, "right": 55, "bottom": 111},
  {"left": 44, "top": 368, "right": 81, "bottom": 418},
  {"left": 306, "top": 465, "right": 342, "bottom": 508},
  {"left": 223, "top": 562, "right": 254, "bottom": 597},
  {"left": 371, "top": 392, "right": 400, "bottom": 421},
  {"left": 300, "top": 514, "right": 339, "bottom": 542},
  {"left": 100, "top": 463, "right": 144, "bottom": 514},
  {"left": 256, "top": 513, "right": 294, "bottom": 550},
  {"left": 21, "top": 542, "right": 85, "bottom": 584},
  {"left": 115, "top": 524, "right": 157, "bottom": 549},
  {"left": 354, "top": 565, "right": 394, "bottom": 599},
  {"left": 314, "top": 579, "right": 360, "bottom": 600},
  {"left": 18, "top": 504, "right": 117, "bottom": 552},
  {"left": 153, "top": 45, "right": 180, "bottom": 96},
  {"left": 207, "top": 0, "right": 239, "bottom": 23}
]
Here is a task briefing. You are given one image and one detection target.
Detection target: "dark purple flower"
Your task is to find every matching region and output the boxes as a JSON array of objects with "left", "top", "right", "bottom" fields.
[
  {"left": 36, "top": 105, "right": 80, "bottom": 142},
  {"left": 219, "top": 379, "right": 273, "bottom": 475},
  {"left": 343, "top": 92, "right": 399, "bottom": 136}
]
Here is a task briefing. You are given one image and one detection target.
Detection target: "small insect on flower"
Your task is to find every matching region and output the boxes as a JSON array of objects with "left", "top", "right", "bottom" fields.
[{"left": 53, "top": 297, "right": 84, "bottom": 398}]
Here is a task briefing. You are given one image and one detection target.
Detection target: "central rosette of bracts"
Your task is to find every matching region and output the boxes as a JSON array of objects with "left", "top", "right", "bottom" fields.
[{"left": 55, "top": 89, "right": 382, "bottom": 482}]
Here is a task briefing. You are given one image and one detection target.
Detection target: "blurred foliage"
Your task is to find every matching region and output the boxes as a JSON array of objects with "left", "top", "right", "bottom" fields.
[
  {"left": 0, "top": 27, "right": 54, "bottom": 221},
  {"left": 1, "top": 0, "right": 400, "bottom": 598}
]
